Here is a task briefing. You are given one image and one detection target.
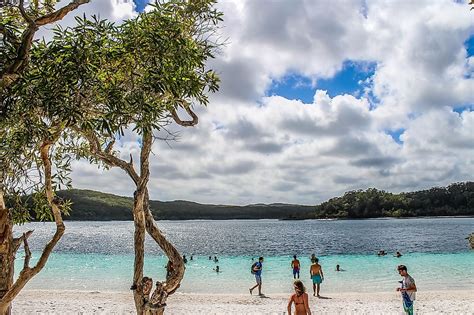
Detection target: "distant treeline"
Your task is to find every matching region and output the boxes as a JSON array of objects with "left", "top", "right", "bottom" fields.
[
  {"left": 56, "top": 189, "right": 315, "bottom": 220},
  {"left": 30, "top": 182, "right": 474, "bottom": 220},
  {"left": 314, "top": 182, "right": 474, "bottom": 218}
]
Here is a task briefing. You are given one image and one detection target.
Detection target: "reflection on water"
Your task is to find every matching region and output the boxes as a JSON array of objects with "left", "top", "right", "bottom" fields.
[{"left": 14, "top": 218, "right": 474, "bottom": 255}]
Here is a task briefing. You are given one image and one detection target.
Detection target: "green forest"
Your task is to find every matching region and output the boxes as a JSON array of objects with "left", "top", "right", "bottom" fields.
[
  {"left": 314, "top": 182, "right": 474, "bottom": 218},
  {"left": 56, "top": 189, "right": 315, "bottom": 220},
  {"left": 51, "top": 182, "right": 474, "bottom": 220}
]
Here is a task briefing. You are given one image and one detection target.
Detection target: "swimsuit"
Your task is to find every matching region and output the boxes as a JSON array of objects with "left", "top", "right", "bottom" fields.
[
  {"left": 311, "top": 274, "right": 323, "bottom": 284},
  {"left": 294, "top": 295, "right": 304, "bottom": 305}
]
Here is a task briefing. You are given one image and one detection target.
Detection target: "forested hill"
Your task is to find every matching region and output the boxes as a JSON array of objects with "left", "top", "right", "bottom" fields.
[
  {"left": 56, "top": 189, "right": 314, "bottom": 220},
  {"left": 314, "top": 182, "right": 474, "bottom": 218},
  {"left": 56, "top": 182, "right": 474, "bottom": 220}
]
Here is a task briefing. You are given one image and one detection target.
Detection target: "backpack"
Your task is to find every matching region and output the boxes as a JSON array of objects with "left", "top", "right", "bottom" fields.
[{"left": 250, "top": 262, "right": 258, "bottom": 274}]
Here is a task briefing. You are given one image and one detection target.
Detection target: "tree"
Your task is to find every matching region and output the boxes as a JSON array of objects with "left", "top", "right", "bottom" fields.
[
  {"left": 78, "top": 3, "right": 221, "bottom": 312},
  {"left": 0, "top": 90, "right": 75, "bottom": 313},
  {"left": 0, "top": 0, "right": 90, "bottom": 93},
  {"left": 11, "top": 1, "right": 222, "bottom": 313},
  {"left": 1, "top": 1, "right": 89, "bottom": 313}
]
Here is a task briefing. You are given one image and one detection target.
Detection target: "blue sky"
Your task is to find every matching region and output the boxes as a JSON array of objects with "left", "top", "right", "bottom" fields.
[
  {"left": 267, "top": 61, "right": 376, "bottom": 103},
  {"left": 133, "top": 0, "right": 148, "bottom": 12}
]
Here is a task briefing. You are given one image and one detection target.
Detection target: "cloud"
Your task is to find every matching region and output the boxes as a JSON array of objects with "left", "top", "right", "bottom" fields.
[{"left": 68, "top": 0, "right": 474, "bottom": 205}]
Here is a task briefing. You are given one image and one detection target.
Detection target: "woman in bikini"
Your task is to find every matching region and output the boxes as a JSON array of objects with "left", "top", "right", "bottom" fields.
[{"left": 287, "top": 280, "right": 312, "bottom": 315}]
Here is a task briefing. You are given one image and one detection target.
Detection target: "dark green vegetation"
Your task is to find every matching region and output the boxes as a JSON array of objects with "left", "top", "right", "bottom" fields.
[
  {"left": 315, "top": 182, "right": 474, "bottom": 218},
  {"left": 54, "top": 182, "right": 473, "bottom": 220},
  {"left": 56, "top": 189, "right": 315, "bottom": 220}
]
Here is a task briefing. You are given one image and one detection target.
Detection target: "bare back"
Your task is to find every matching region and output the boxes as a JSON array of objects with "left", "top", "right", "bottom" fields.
[{"left": 310, "top": 263, "right": 321, "bottom": 276}]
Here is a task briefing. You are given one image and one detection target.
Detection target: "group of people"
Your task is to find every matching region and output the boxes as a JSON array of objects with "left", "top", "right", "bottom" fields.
[
  {"left": 250, "top": 256, "right": 417, "bottom": 315},
  {"left": 166, "top": 254, "right": 221, "bottom": 278},
  {"left": 377, "top": 250, "right": 403, "bottom": 257}
]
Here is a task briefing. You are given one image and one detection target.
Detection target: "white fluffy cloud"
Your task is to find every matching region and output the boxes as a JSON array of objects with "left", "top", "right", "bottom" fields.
[{"left": 68, "top": 0, "right": 474, "bottom": 205}]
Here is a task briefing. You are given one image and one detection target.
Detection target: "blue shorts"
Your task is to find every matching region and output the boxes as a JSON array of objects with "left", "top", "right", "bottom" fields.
[
  {"left": 312, "top": 275, "right": 323, "bottom": 284},
  {"left": 255, "top": 274, "right": 262, "bottom": 284},
  {"left": 293, "top": 268, "right": 300, "bottom": 275}
]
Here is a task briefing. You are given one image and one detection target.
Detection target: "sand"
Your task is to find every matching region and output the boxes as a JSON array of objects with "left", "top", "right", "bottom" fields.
[{"left": 13, "top": 290, "right": 474, "bottom": 314}]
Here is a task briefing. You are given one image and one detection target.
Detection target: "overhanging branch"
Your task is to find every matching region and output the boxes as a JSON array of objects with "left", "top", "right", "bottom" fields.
[{"left": 170, "top": 106, "right": 198, "bottom": 127}]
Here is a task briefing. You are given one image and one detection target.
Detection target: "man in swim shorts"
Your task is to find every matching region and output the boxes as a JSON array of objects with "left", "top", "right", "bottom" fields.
[
  {"left": 291, "top": 255, "right": 301, "bottom": 279},
  {"left": 310, "top": 258, "right": 324, "bottom": 297},
  {"left": 396, "top": 265, "right": 417, "bottom": 315}
]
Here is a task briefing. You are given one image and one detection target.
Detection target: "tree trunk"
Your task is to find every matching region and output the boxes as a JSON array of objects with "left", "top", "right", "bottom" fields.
[
  {"left": 0, "top": 191, "right": 13, "bottom": 315},
  {"left": 81, "top": 130, "right": 186, "bottom": 314},
  {"left": 0, "top": 140, "right": 65, "bottom": 313},
  {"left": 132, "top": 188, "right": 147, "bottom": 314},
  {"left": 143, "top": 191, "right": 185, "bottom": 295}
]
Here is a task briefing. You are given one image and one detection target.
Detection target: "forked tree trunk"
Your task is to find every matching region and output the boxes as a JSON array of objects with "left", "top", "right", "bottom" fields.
[
  {"left": 0, "top": 140, "right": 65, "bottom": 314},
  {"left": 142, "top": 192, "right": 185, "bottom": 315},
  {"left": 81, "top": 130, "right": 185, "bottom": 314}
]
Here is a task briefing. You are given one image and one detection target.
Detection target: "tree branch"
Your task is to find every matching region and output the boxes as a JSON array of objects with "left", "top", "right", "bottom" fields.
[
  {"left": 143, "top": 190, "right": 185, "bottom": 296},
  {"left": 35, "top": 0, "right": 90, "bottom": 27},
  {"left": 18, "top": 0, "right": 35, "bottom": 25},
  {"left": 12, "top": 230, "right": 33, "bottom": 254},
  {"left": 170, "top": 105, "right": 199, "bottom": 127},
  {"left": 22, "top": 233, "right": 31, "bottom": 270},
  {"left": 0, "top": 137, "right": 65, "bottom": 306},
  {"left": 0, "top": 0, "right": 90, "bottom": 89},
  {"left": 76, "top": 128, "right": 140, "bottom": 185}
]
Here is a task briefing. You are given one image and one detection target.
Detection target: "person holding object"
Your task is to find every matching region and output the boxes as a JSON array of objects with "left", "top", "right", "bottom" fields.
[{"left": 396, "top": 265, "right": 417, "bottom": 315}]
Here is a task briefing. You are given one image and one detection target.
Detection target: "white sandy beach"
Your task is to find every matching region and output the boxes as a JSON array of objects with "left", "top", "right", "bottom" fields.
[{"left": 12, "top": 290, "right": 474, "bottom": 314}]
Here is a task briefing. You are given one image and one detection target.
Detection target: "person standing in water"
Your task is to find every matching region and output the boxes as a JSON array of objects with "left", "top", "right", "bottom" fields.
[
  {"left": 396, "top": 265, "right": 417, "bottom": 315},
  {"left": 287, "top": 280, "right": 312, "bottom": 315},
  {"left": 291, "top": 255, "right": 301, "bottom": 279},
  {"left": 249, "top": 257, "right": 264, "bottom": 296},
  {"left": 310, "top": 258, "right": 324, "bottom": 297}
]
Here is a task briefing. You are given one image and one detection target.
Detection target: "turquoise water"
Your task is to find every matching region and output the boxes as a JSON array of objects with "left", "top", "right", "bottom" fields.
[
  {"left": 14, "top": 252, "right": 474, "bottom": 293},
  {"left": 13, "top": 219, "right": 474, "bottom": 294}
]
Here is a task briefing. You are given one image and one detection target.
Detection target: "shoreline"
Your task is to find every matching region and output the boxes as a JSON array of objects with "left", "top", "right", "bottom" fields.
[
  {"left": 27, "top": 215, "right": 474, "bottom": 222},
  {"left": 14, "top": 289, "right": 474, "bottom": 314}
]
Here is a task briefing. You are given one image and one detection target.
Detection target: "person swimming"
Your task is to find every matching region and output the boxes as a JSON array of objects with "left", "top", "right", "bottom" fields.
[
  {"left": 213, "top": 265, "right": 220, "bottom": 273},
  {"left": 395, "top": 251, "right": 403, "bottom": 258}
]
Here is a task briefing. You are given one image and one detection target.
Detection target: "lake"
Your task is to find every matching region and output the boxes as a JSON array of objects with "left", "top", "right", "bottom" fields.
[{"left": 14, "top": 218, "right": 474, "bottom": 294}]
